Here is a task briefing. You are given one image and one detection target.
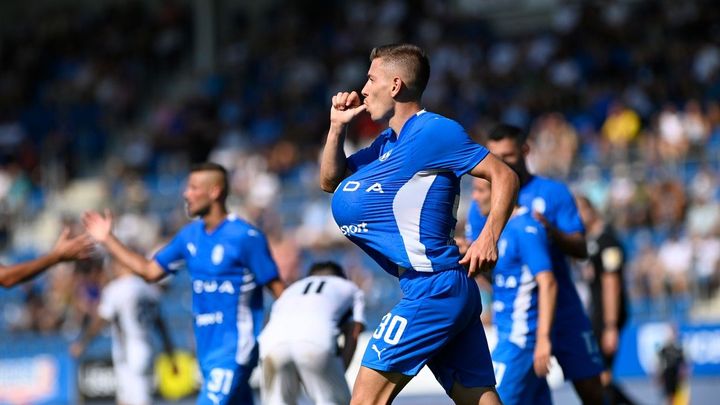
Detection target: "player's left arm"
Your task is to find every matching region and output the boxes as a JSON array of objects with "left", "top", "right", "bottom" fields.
[
  {"left": 518, "top": 223, "right": 556, "bottom": 377},
  {"left": 462, "top": 153, "right": 519, "bottom": 276},
  {"left": 533, "top": 186, "right": 587, "bottom": 258},
  {"left": 243, "top": 230, "right": 286, "bottom": 298},
  {"left": 534, "top": 271, "right": 557, "bottom": 377},
  {"left": 600, "top": 243, "right": 624, "bottom": 356},
  {"left": 342, "top": 287, "right": 366, "bottom": 368},
  {"left": 341, "top": 321, "right": 365, "bottom": 369}
]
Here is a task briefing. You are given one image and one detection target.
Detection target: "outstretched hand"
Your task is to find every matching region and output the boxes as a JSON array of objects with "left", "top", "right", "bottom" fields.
[
  {"left": 52, "top": 227, "right": 94, "bottom": 261},
  {"left": 83, "top": 209, "right": 114, "bottom": 243},
  {"left": 330, "top": 91, "right": 367, "bottom": 126},
  {"left": 459, "top": 231, "right": 498, "bottom": 278}
]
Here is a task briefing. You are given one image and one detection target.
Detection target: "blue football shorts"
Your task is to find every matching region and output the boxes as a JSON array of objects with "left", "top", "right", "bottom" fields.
[
  {"left": 492, "top": 339, "right": 551, "bottom": 405},
  {"left": 197, "top": 348, "right": 258, "bottom": 405},
  {"left": 361, "top": 268, "right": 496, "bottom": 394},
  {"left": 552, "top": 313, "right": 604, "bottom": 380}
]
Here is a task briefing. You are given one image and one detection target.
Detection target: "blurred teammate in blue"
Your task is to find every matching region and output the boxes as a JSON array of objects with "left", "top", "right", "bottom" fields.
[
  {"left": 83, "top": 162, "right": 285, "bottom": 405},
  {"left": 320, "top": 43, "right": 519, "bottom": 405},
  {"left": 473, "top": 178, "right": 557, "bottom": 405},
  {"left": 467, "top": 124, "right": 605, "bottom": 404}
]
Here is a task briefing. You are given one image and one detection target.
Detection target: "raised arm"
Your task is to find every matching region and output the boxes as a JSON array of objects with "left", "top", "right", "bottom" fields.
[
  {"left": 460, "top": 154, "right": 519, "bottom": 277},
  {"left": 0, "top": 228, "right": 93, "bottom": 288},
  {"left": 319, "top": 91, "right": 367, "bottom": 192},
  {"left": 83, "top": 210, "right": 166, "bottom": 282}
]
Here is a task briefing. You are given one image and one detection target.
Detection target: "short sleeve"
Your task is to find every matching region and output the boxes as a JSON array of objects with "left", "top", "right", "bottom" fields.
[
  {"left": 153, "top": 233, "right": 187, "bottom": 274},
  {"left": 517, "top": 221, "right": 552, "bottom": 276},
  {"left": 351, "top": 287, "right": 366, "bottom": 326},
  {"left": 416, "top": 118, "right": 489, "bottom": 177},
  {"left": 346, "top": 134, "right": 387, "bottom": 173},
  {"left": 552, "top": 184, "right": 585, "bottom": 234},
  {"left": 242, "top": 229, "right": 280, "bottom": 286},
  {"left": 97, "top": 288, "right": 115, "bottom": 321},
  {"left": 465, "top": 201, "right": 487, "bottom": 241}
]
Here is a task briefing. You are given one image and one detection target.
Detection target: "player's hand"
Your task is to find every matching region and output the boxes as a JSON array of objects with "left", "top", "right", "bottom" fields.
[
  {"left": 83, "top": 209, "right": 114, "bottom": 243},
  {"left": 532, "top": 211, "right": 550, "bottom": 229},
  {"left": 330, "top": 91, "right": 367, "bottom": 126},
  {"left": 52, "top": 227, "right": 94, "bottom": 261},
  {"left": 602, "top": 326, "right": 619, "bottom": 356},
  {"left": 70, "top": 342, "right": 84, "bottom": 358},
  {"left": 533, "top": 337, "right": 552, "bottom": 377},
  {"left": 459, "top": 232, "right": 498, "bottom": 278}
]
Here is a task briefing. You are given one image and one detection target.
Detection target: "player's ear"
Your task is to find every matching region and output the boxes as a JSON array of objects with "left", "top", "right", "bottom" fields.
[
  {"left": 390, "top": 77, "right": 403, "bottom": 98},
  {"left": 210, "top": 184, "right": 222, "bottom": 201},
  {"left": 521, "top": 142, "right": 530, "bottom": 158}
]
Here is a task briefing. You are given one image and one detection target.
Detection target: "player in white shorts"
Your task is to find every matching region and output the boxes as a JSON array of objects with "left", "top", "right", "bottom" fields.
[
  {"left": 72, "top": 259, "right": 175, "bottom": 405},
  {"left": 259, "top": 261, "right": 366, "bottom": 405}
]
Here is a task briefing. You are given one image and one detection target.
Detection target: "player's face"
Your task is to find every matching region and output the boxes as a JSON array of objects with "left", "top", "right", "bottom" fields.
[
  {"left": 472, "top": 178, "right": 492, "bottom": 216},
  {"left": 361, "top": 58, "right": 396, "bottom": 121},
  {"left": 486, "top": 138, "right": 527, "bottom": 176},
  {"left": 183, "top": 172, "right": 213, "bottom": 217}
]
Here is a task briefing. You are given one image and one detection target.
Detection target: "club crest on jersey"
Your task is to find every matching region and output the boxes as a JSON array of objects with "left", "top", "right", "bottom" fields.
[
  {"left": 211, "top": 245, "right": 224, "bottom": 265},
  {"left": 379, "top": 150, "right": 392, "bottom": 162}
]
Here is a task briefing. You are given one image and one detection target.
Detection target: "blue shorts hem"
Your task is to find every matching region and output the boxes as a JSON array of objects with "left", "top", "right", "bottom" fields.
[{"left": 360, "top": 360, "right": 422, "bottom": 376}]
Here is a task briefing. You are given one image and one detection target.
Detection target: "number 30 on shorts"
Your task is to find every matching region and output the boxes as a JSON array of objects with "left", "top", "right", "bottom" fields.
[{"left": 372, "top": 313, "right": 408, "bottom": 345}]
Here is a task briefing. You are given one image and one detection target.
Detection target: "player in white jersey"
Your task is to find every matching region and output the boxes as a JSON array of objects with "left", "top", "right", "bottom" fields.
[
  {"left": 260, "top": 261, "right": 366, "bottom": 405},
  {"left": 72, "top": 259, "right": 175, "bottom": 405}
]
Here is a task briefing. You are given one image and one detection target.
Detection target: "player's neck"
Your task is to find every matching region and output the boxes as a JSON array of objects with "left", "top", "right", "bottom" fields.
[
  {"left": 519, "top": 170, "right": 533, "bottom": 186},
  {"left": 388, "top": 102, "right": 423, "bottom": 137},
  {"left": 202, "top": 205, "right": 229, "bottom": 232}
]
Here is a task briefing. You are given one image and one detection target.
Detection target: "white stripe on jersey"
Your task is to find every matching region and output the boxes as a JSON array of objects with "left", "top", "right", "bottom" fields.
[
  {"left": 236, "top": 273, "right": 256, "bottom": 365},
  {"left": 509, "top": 265, "right": 536, "bottom": 348},
  {"left": 393, "top": 171, "right": 438, "bottom": 272}
]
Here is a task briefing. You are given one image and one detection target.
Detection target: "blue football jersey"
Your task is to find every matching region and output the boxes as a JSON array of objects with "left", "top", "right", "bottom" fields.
[
  {"left": 465, "top": 199, "right": 486, "bottom": 241},
  {"left": 154, "top": 214, "right": 279, "bottom": 368},
  {"left": 516, "top": 176, "right": 586, "bottom": 327},
  {"left": 492, "top": 208, "right": 552, "bottom": 348},
  {"left": 468, "top": 175, "right": 587, "bottom": 328},
  {"left": 331, "top": 110, "right": 489, "bottom": 276}
]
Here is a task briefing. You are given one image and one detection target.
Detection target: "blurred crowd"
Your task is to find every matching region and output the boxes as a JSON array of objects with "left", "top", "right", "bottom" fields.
[{"left": 1, "top": 0, "right": 720, "bottom": 336}]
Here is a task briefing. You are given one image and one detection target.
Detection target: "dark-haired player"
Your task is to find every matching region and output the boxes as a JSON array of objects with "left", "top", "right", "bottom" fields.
[
  {"left": 260, "top": 261, "right": 365, "bottom": 405},
  {"left": 83, "top": 162, "right": 285, "bottom": 405}
]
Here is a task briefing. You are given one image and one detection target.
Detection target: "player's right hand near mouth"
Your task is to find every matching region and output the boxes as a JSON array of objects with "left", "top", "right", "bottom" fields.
[{"left": 330, "top": 91, "right": 367, "bottom": 126}]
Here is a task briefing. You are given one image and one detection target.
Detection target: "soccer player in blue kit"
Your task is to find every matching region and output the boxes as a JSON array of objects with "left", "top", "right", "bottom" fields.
[
  {"left": 83, "top": 163, "right": 285, "bottom": 405},
  {"left": 320, "top": 44, "right": 519, "bottom": 405},
  {"left": 473, "top": 178, "right": 557, "bottom": 405},
  {"left": 467, "top": 124, "right": 606, "bottom": 404}
]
